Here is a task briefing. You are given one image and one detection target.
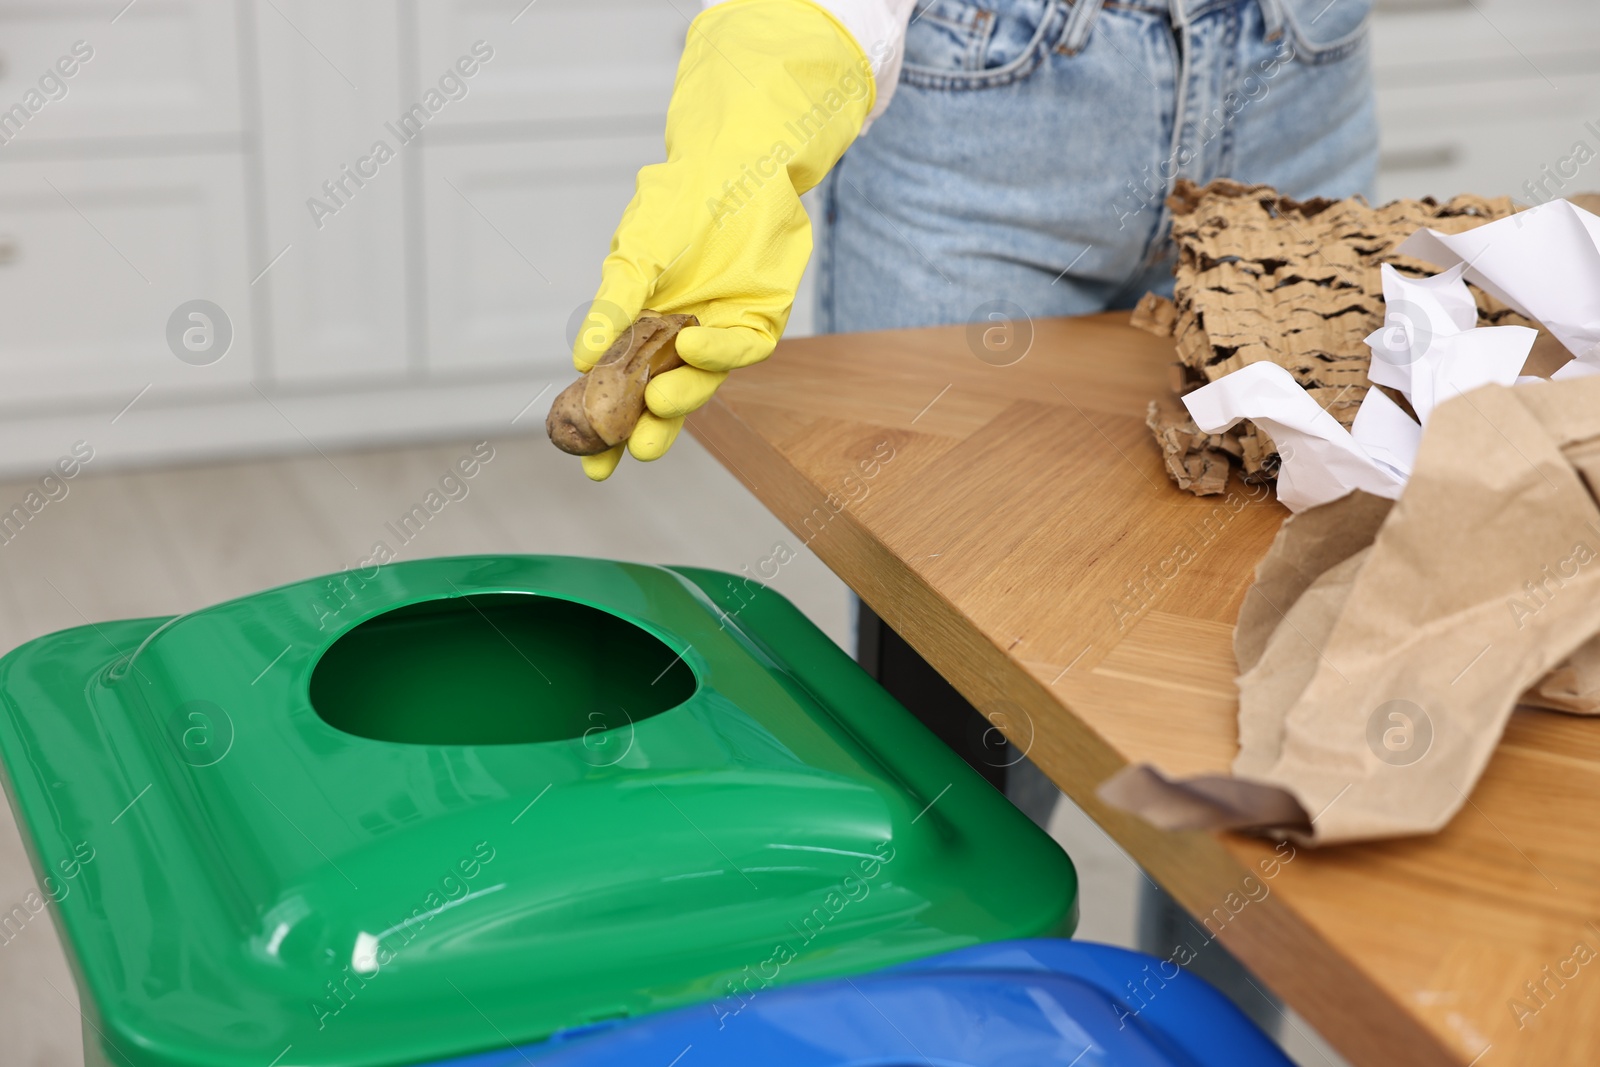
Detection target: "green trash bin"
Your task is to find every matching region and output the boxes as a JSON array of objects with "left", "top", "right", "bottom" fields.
[{"left": 0, "top": 556, "right": 1076, "bottom": 1067}]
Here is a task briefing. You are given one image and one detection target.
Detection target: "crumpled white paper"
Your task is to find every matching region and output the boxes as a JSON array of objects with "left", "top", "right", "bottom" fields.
[
  {"left": 1181, "top": 361, "right": 1407, "bottom": 512},
  {"left": 1399, "top": 197, "right": 1600, "bottom": 368},
  {"left": 1179, "top": 198, "right": 1600, "bottom": 512}
]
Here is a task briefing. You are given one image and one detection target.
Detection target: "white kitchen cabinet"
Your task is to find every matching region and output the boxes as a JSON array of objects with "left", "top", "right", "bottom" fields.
[
  {"left": 421, "top": 136, "right": 663, "bottom": 376},
  {"left": 411, "top": 0, "right": 679, "bottom": 379},
  {"left": 0, "top": 0, "right": 254, "bottom": 472},
  {"left": 1371, "top": 1, "right": 1600, "bottom": 201},
  {"left": 1376, "top": 73, "right": 1600, "bottom": 202},
  {"left": 0, "top": 0, "right": 242, "bottom": 147},
  {"left": 0, "top": 0, "right": 1592, "bottom": 477},
  {"left": 251, "top": 0, "right": 411, "bottom": 385},
  {"left": 0, "top": 155, "right": 255, "bottom": 409},
  {"left": 1372, "top": 0, "right": 1600, "bottom": 82},
  {"left": 412, "top": 0, "right": 680, "bottom": 131}
]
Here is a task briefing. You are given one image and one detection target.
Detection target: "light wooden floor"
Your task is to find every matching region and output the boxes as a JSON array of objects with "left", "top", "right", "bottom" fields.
[{"left": 0, "top": 429, "right": 1145, "bottom": 1065}]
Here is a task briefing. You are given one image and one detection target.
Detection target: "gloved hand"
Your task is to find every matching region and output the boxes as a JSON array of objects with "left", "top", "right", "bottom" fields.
[{"left": 572, "top": 0, "right": 875, "bottom": 480}]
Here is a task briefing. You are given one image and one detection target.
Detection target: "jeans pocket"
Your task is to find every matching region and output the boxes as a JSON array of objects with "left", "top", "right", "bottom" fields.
[
  {"left": 1278, "top": 0, "right": 1374, "bottom": 65},
  {"left": 900, "top": 0, "right": 1069, "bottom": 90}
]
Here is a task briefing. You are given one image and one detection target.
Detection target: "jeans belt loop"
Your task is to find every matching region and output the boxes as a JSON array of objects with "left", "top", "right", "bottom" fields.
[
  {"left": 1255, "top": 0, "right": 1287, "bottom": 40},
  {"left": 1058, "top": 0, "right": 1107, "bottom": 56}
]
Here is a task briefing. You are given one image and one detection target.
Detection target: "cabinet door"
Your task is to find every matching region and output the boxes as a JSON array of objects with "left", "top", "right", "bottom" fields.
[
  {"left": 412, "top": 0, "right": 681, "bottom": 131},
  {"left": 422, "top": 136, "right": 663, "bottom": 377},
  {"left": 1372, "top": 0, "right": 1600, "bottom": 76},
  {"left": 253, "top": 0, "right": 410, "bottom": 385},
  {"left": 1376, "top": 74, "right": 1600, "bottom": 203},
  {"left": 0, "top": 155, "right": 256, "bottom": 409},
  {"left": 0, "top": 0, "right": 242, "bottom": 145}
]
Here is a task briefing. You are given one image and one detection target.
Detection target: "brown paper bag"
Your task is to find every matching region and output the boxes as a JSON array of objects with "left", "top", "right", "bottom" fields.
[
  {"left": 1524, "top": 650, "right": 1600, "bottom": 714},
  {"left": 1103, "top": 376, "right": 1600, "bottom": 844},
  {"left": 1236, "top": 492, "right": 1600, "bottom": 725}
]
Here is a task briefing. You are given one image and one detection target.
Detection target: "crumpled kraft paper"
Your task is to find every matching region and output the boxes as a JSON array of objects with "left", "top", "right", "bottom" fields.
[
  {"left": 1102, "top": 376, "right": 1600, "bottom": 845},
  {"left": 1233, "top": 487, "right": 1600, "bottom": 720}
]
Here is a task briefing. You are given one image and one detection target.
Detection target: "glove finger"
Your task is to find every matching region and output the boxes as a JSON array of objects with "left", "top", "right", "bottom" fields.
[
  {"left": 646, "top": 364, "right": 728, "bottom": 419},
  {"left": 572, "top": 268, "right": 649, "bottom": 372},
  {"left": 627, "top": 411, "right": 684, "bottom": 462},
  {"left": 674, "top": 324, "right": 777, "bottom": 373},
  {"left": 579, "top": 445, "right": 625, "bottom": 482}
]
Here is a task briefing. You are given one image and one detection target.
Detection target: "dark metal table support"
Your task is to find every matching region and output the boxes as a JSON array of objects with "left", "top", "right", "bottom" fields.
[{"left": 853, "top": 598, "right": 1287, "bottom": 1042}]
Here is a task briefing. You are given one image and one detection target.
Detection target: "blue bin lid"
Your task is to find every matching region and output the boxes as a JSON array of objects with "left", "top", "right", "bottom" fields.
[{"left": 430, "top": 939, "right": 1294, "bottom": 1067}]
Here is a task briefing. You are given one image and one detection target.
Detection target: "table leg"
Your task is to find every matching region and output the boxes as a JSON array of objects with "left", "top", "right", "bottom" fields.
[
  {"left": 854, "top": 602, "right": 1291, "bottom": 1045},
  {"left": 1137, "top": 873, "right": 1287, "bottom": 1040},
  {"left": 854, "top": 599, "right": 1065, "bottom": 832},
  {"left": 854, "top": 598, "right": 1008, "bottom": 793}
]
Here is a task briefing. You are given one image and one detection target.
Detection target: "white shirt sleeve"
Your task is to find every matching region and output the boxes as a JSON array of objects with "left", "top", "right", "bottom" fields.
[{"left": 701, "top": 0, "right": 917, "bottom": 128}]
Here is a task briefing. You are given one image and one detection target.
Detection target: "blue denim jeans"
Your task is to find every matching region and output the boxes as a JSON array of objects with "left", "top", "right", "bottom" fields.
[{"left": 815, "top": 0, "right": 1378, "bottom": 332}]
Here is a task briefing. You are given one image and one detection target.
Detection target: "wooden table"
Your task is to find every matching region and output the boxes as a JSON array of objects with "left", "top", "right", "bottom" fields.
[{"left": 689, "top": 311, "right": 1600, "bottom": 1067}]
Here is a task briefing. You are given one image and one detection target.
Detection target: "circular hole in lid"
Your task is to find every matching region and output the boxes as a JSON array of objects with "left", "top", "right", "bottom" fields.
[{"left": 310, "top": 593, "right": 695, "bottom": 745}]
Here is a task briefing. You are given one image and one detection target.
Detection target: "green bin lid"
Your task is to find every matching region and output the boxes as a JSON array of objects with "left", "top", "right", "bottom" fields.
[{"left": 0, "top": 556, "right": 1076, "bottom": 1067}]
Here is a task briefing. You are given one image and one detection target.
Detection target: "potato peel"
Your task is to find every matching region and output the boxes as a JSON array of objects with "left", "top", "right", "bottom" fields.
[{"left": 547, "top": 312, "right": 697, "bottom": 456}]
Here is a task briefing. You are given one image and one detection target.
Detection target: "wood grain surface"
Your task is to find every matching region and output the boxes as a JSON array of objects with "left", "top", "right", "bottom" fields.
[{"left": 689, "top": 311, "right": 1599, "bottom": 1067}]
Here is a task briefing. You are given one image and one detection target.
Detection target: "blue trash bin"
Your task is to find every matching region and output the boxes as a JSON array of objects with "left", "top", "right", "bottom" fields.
[{"left": 431, "top": 939, "right": 1294, "bottom": 1067}]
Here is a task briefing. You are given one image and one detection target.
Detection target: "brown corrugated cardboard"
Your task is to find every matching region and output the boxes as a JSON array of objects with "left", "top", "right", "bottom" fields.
[{"left": 1141, "top": 180, "right": 1539, "bottom": 493}]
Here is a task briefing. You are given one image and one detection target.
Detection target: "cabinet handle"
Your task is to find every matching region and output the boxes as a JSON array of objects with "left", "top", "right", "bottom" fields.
[
  {"left": 0, "top": 237, "right": 17, "bottom": 265},
  {"left": 1379, "top": 144, "right": 1461, "bottom": 172}
]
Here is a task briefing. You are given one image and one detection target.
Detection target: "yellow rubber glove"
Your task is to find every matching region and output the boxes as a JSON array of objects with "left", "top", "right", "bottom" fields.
[{"left": 572, "top": 0, "right": 875, "bottom": 480}]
